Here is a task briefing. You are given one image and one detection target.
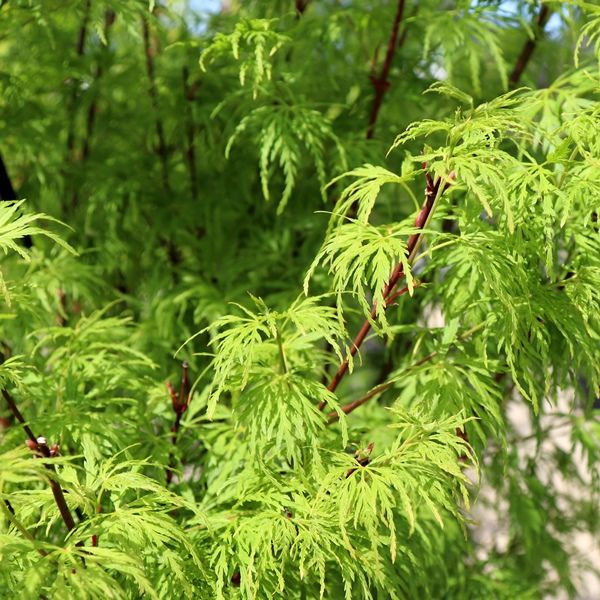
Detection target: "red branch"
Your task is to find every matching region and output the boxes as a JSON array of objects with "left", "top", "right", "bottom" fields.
[
  {"left": 366, "top": 0, "right": 406, "bottom": 139},
  {"left": 321, "top": 170, "right": 453, "bottom": 409},
  {"left": 166, "top": 361, "right": 190, "bottom": 485},
  {"left": 509, "top": 3, "right": 552, "bottom": 87},
  {"left": 2, "top": 389, "right": 78, "bottom": 535},
  {"left": 327, "top": 335, "right": 451, "bottom": 423},
  {"left": 295, "top": 0, "right": 308, "bottom": 14}
]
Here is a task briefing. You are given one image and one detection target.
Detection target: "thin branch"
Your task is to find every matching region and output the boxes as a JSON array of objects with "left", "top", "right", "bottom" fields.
[
  {"left": 345, "top": 0, "right": 407, "bottom": 218},
  {"left": 166, "top": 361, "right": 190, "bottom": 485},
  {"left": 75, "top": 0, "right": 90, "bottom": 56},
  {"left": 91, "top": 503, "right": 101, "bottom": 547},
  {"left": 366, "top": 0, "right": 406, "bottom": 139},
  {"left": 320, "top": 170, "right": 454, "bottom": 408},
  {"left": 141, "top": 14, "right": 170, "bottom": 194},
  {"left": 319, "top": 1, "right": 409, "bottom": 367},
  {"left": 2, "top": 389, "right": 78, "bottom": 535},
  {"left": 327, "top": 320, "right": 486, "bottom": 423},
  {"left": 2, "top": 389, "right": 37, "bottom": 443},
  {"left": 295, "top": 0, "right": 309, "bottom": 15},
  {"left": 509, "top": 3, "right": 552, "bottom": 88}
]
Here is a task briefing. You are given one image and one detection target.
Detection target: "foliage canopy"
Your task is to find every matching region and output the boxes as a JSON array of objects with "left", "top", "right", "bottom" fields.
[{"left": 0, "top": 0, "right": 599, "bottom": 598}]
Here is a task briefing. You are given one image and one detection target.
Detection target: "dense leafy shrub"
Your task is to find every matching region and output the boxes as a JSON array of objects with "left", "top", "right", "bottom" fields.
[{"left": 1, "top": 0, "right": 599, "bottom": 597}]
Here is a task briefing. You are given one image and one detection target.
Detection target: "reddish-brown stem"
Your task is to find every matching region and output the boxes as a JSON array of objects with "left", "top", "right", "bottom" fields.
[
  {"left": 2, "top": 389, "right": 37, "bottom": 443},
  {"left": 366, "top": 0, "right": 406, "bottom": 139},
  {"left": 142, "top": 14, "right": 170, "bottom": 194},
  {"left": 321, "top": 174, "right": 446, "bottom": 408},
  {"left": 345, "top": 0, "right": 406, "bottom": 220},
  {"left": 320, "top": 285, "right": 410, "bottom": 404},
  {"left": 166, "top": 361, "right": 190, "bottom": 485},
  {"left": 75, "top": 0, "right": 90, "bottom": 56},
  {"left": 321, "top": 1, "right": 408, "bottom": 365},
  {"left": 178, "top": 361, "right": 189, "bottom": 411},
  {"left": 509, "top": 3, "right": 552, "bottom": 87},
  {"left": 327, "top": 348, "right": 438, "bottom": 423},
  {"left": 330, "top": 382, "right": 388, "bottom": 423},
  {"left": 327, "top": 320, "right": 485, "bottom": 423},
  {"left": 91, "top": 503, "right": 102, "bottom": 547},
  {"left": 2, "top": 389, "right": 78, "bottom": 535},
  {"left": 295, "top": 0, "right": 308, "bottom": 14}
]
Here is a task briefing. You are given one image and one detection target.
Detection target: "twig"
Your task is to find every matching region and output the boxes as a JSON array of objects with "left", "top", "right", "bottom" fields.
[
  {"left": 366, "top": 0, "right": 406, "bottom": 139},
  {"left": 295, "top": 0, "right": 308, "bottom": 15},
  {"left": 320, "top": 169, "right": 454, "bottom": 408},
  {"left": 141, "top": 14, "right": 170, "bottom": 194},
  {"left": 91, "top": 503, "right": 101, "bottom": 547},
  {"left": 315, "top": 2, "right": 408, "bottom": 369},
  {"left": 166, "top": 361, "right": 190, "bottom": 485},
  {"left": 509, "top": 3, "right": 552, "bottom": 88},
  {"left": 327, "top": 321, "right": 487, "bottom": 423},
  {"left": 2, "top": 389, "right": 78, "bottom": 535},
  {"left": 345, "top": 0, "right": 407, "bottom": 216},
  {"left": 318, "top": 285, "right": 411, "bottom": 410}
]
